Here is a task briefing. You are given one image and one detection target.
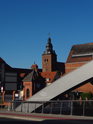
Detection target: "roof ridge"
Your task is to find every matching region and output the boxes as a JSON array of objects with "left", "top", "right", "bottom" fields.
[{"left": 72, "top": 42, "right": 93, "bottom": 47}]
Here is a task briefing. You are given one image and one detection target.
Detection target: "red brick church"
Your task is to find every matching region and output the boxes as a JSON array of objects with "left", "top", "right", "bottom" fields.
[
  {"left": 42, "top": 38, "right": 93, "bottom": 94},
  {"left": 0, "top": 37, "right": 93, "bottom": 105}
]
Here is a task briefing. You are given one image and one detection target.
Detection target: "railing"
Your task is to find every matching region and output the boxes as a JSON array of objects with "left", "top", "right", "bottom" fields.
[{"left": 6, "top": 100, "right": 93, "bottom": 116}]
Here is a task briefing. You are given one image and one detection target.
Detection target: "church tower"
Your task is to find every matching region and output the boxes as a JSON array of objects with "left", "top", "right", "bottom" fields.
[{"left": 42, "top": 37, "right": 57, "bottom": 72}]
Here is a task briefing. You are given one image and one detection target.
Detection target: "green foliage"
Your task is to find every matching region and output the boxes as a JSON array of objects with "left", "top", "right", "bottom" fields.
[{"left": 80, "top": 92, "right": 93, "bottom": 100}]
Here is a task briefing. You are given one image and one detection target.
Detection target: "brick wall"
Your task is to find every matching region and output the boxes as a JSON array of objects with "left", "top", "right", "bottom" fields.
[
  {"left": 23, "top": 82, "right": 32, "bottom": 100},
  {"left": 73, "top": 83, "right": 93, "bottom": 93},
  {"left": 42, "top": 54, "right": 57, "bottom": 72},
  {"left": 66, "top": 49, "right": 93, "bottom": 63},
  {"left": 65, "top": 62, "right": 86, "bottom": 73},
  {"left": 65, "top": 61, "right": 93, "bottom": 93}
]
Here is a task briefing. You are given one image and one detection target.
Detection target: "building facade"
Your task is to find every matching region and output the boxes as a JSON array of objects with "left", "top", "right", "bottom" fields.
[
  {"left": 65, "top": 43, "right": 93, "bottom": 94},
  {"left": 1, "top": 38, "right": 93, "bottom": 105}
]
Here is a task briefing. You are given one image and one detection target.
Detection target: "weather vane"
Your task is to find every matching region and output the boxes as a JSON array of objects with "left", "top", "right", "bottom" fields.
[{"left": 48, "top": 32, "right": 51, "bottom": 37}]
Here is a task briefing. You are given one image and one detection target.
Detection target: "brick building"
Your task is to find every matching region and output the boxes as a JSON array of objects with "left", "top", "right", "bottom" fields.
[
  {"left": 0, "top": 38, "right": 93, "bottom": 105},
  {"left": 65, "top": 43, "right": 93, "bottom": 94},
  {"left": 42, "top": 37, "right": 65, "bottom": 73},
  {"left": 42, "top": 38, "right": 93, "bottom": 96}
]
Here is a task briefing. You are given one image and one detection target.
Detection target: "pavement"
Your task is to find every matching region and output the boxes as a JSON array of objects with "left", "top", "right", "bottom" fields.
[{"left": 0, "top": 110, "right": 93, "bottom": 121}]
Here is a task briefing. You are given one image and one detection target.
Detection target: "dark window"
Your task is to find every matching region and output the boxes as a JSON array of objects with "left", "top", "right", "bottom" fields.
[
  {"left": 26, "top": 89, "right": 30, "bottom": 98},
  {"left": 44, "top": 59, "right": 46, "bottom": 62},
  {"left": 5, "top": 83, "right": 17, "bottom": 90},
  {"left": 44, "top": 59, "right": 48, "bottom": 62}
]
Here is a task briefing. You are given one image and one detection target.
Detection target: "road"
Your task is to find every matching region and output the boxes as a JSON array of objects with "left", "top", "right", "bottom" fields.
[{"left": 0, "top": 117, "right": 93, "bottom": 124}]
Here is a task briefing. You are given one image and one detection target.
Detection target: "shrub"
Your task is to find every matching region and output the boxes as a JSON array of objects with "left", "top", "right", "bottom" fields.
[{"left": 80, "top": 92, "right": 93, "bottom": 100}]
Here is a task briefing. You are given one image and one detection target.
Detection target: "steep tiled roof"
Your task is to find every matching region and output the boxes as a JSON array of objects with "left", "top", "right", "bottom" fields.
[
  {"left": 22, "top": 69, "right": 43, "bottom": 82},
  {"left": 66, "top": 43, "right": 93, "bottom": 63},
  {"left": 23, "top": 70, "right": 36, "bottom": 82},
  {"left": 72, "top": 43, "right": 93, "bottom": 55},
  {"left": 40, "top": 72, "right": 58, "bottom": 83}
]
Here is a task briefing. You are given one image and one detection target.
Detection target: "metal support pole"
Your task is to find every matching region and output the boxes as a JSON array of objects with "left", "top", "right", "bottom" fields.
[
  {"left": 21, "top": 102, "right": 23, "bottom": 112},
  {"left": 34, "top": 103, "right": 36, "bottom": 113},
  {"left": 14, "top": 101, "right": 15, "bottom": 112},
  {"left": 11, "top": 102, "right": 13, "bottom": 111},
  {"left": 42, "top": 102, "right": 44, "bottom": 113},
  {"left": 27, "top": 103, "right": 29, "bottom": 113},
  {"left": 50, "top": 102, "right": 52, "bottom": 114},
  {"left": 83, "top": 101, "right": 85, "bottom": 116},
  {"left": 8, "top": 104, "right": 10, "bottom": 111},
  {"left": 70, "top": 101, "right": 73, "bottom": 115},
  {"left": 60, "top": 102, "right": 63, "bottom": 115}
]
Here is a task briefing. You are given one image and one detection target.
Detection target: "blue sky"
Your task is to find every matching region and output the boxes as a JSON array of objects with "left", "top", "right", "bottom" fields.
[{"left": 0, "top": 0, "right": 93, "bottom": 69}]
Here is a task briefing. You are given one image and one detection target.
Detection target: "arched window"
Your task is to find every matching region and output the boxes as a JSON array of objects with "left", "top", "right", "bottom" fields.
[{"left": 26, "top": 89, "right": 30, "bottom": 98}]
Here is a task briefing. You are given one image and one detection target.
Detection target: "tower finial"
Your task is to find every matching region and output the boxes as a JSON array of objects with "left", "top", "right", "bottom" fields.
[
  {"left": 48, "top": 32, "right": 51, "bottom": 37},
  {"left": 43, "top": 36, "right": 56, "bottom": 55},
  {"left": 48, "top": 32, "right": 52, "bottom": 44}
]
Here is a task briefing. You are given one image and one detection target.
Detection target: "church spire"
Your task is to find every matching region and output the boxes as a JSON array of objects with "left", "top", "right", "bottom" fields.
[
  {"left": 42, "top": 37, "right": 57, "bottom": 72},
  {"left": 43, "top": 37, "right": 56, "bottom": 55}
]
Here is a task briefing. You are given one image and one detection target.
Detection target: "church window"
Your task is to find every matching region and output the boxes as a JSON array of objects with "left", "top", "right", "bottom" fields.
[
  {"left": 26, "top": 89, "right": 30, "bottom": 98},
  {"left": 44, "top": 59, "right": 48, "bottom": 63}
]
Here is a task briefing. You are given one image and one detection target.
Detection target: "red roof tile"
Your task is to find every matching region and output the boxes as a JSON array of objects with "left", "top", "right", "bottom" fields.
[{"left": 40, "top": 72, "right": 57, "bottom": 83}]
